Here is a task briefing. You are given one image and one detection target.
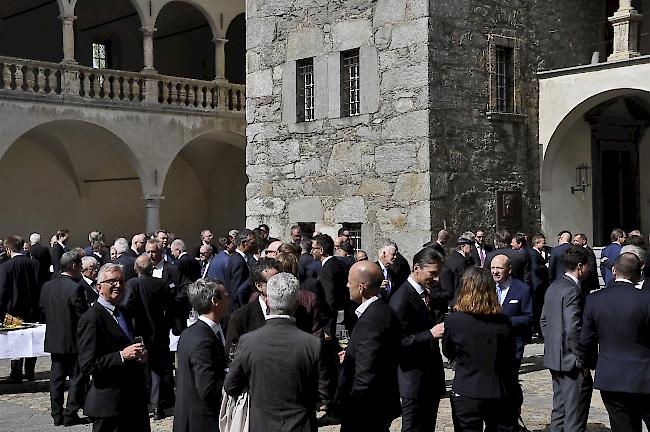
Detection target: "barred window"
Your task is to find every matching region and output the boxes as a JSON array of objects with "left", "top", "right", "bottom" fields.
[
  {"left": 92, "top": 42, "right": 108, "bottom": 69},
  {"left": 341, "top": 223, "right": 362, "bottom": 252},
  {"left": 495, "top": 46, "right": 514, "bottom": 113},
  {"left": 296, "top": 58, "right": 315, "bottom": 122},
  {"left": 341, "top": 49, "right": 360, "bottom": 117}
]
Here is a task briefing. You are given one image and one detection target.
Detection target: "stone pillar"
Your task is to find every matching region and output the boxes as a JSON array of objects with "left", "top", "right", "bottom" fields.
[
  {"left": 141, "top": 27, "right": 157, "bottom": 73},
  {"left": 213, "top": 37, "right": 228, "bottom": 81},
  {"left": 145, "top": 195, "right": 164, "bottom": 233},
  {"left": 608, "top": 0, "right": 643, "bottom": 61},
  {"left": 59, "top": 15, "right": 77, "bottom": 64}
]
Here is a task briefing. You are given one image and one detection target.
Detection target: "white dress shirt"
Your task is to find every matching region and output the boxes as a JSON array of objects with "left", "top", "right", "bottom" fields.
[{"left": 355, "top": 296, "right": 379, "bottom": 318}]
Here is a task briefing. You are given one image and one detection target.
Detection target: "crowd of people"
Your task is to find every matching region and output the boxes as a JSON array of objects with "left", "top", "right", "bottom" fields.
[{"left": 0, "top": 224, "right": 649, "bottom": 432}]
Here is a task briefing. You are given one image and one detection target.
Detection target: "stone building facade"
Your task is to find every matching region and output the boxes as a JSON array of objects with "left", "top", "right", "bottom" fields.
[{"left": 244, "top": 0, "right": 610, "bottom": 258}]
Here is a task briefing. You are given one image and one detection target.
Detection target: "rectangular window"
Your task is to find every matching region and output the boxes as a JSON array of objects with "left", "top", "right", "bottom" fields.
[
  {"left": 92, "top": 42, "right": 108, "bottom": 69},
  {"left": 341, "top": 223, "right": 362, "bottom": 252},
  {"left": 495, "top": 46, "right": 514, "bottom": 113},
  {"left": 296, "top": 58, "right": 315, "bottom": 122},
  {"left": 341, "top": 49, "right": 360, "bottom": 117}
]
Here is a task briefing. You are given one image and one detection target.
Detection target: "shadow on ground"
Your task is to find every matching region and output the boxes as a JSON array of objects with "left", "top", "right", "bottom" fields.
[{"left": 531, "top": 423, "right": 611, "bottom": 431}]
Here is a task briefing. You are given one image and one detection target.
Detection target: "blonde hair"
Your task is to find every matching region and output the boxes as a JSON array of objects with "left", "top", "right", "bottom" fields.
[
  {"left": 454, "top": 267, "right": 501, "bottom": 315},
  {"left": 275, "top": 252, "right": 299, "bottom": 277}
]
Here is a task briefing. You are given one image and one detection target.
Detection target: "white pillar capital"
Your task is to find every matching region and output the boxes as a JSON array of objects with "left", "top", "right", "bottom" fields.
[
  {"left": 58, "top": 14, "right": 77, "bottom": 23},
  {"left": 140, "top": 26, "right": 157, "bottom": 36}
]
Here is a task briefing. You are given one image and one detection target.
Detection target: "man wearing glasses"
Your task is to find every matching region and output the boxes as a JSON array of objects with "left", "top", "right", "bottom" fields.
[
  {"left": 78, "top": 263, "right": 150, "bottom": 432},
  {"left": 470, "top": 229, "right": 492, "bottom": 268}
]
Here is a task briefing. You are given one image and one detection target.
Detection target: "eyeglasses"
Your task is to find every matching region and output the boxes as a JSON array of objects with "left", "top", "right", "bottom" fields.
[
  {"left": 311, "top": 246, "right": 322, "bottom": 251},
  {"left": 264, "top": 250, "right": 277, "bottom": 255},
  {"left": 99, "top": 279, "right": 123, "bottom": 287}
]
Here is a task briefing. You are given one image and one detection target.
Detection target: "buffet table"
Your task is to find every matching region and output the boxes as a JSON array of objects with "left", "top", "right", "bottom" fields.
[{"left": 0, "top": 324, "right": 48, "bottom": 359}]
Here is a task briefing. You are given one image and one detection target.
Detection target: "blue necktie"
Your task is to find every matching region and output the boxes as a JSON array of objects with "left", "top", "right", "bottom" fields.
[
  {"left": 497, "top": 284, "right": 504, "bottom": 305},
  {"left": 383, "top": 267, "right": 392, "bottom": 295},
  {"left": 113, "top": 308, "right": 133, "bottom": 342}
]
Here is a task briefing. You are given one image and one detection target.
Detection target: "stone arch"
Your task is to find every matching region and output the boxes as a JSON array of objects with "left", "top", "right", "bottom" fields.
[
  {"left": 225, "top": 13, "right": 246, "bottom": 84},
  {"left": 72, "top": 0, "right": 146, "bottom": 29},
  {"left": 154, "top": 0, "right": 218, "bottom": 39}
]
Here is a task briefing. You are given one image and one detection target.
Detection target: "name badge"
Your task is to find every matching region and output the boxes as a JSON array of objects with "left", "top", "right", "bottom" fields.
[{"left": 169, "top": 283, "right": 176, "bottom": 289}]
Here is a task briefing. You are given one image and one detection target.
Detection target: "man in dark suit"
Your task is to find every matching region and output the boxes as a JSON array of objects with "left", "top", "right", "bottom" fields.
[
  {"left": 375, "top": 240, "right": 398, "bottom": 299},
  {"left": 490, "top": 254, "right": 533, "bottom": 368},
  {"left": 548, "top": 230, "right": 573, "bottom": 283},
  {"left": 530, "top": 233, "right": 551, "bottom": 337},
  {"left": 224, "top": 272, "right": 320, "bottom": 432},
  {"left": 225, "top": 258, "right": 279, "bottom": 351},
  {"left": 541, "top": 245, "right": 593, "bottom": 432},
  {"left": 599, "top": 228, "right": 626, "bottom": 286},
  {"left": 0, "top": 235, "right": 42, "bottom": 382},
  {"left": 581, "top": 253, "right": 650, "bottom": 431},
  {"left": 226, "top": 229, "right": 257, "bottom": 310},
  {"left": 441, "top": 234, "right": 475, "bottom": 306},
  {"left": 80, "top": 256, "right": 100, "bottom": 306},
  {"left": 334, "top": 261, "right": 401, "bottom": 432},
  {"left": 469, "top": 229, "right": 493, "bottom": 268},
  {"left": 39, "top": 250, "right": 89, "bottom": 426},
  {"left": 127, "top": 255, "right": 175, "bottom": 421},
  {"left": 127, "top": 233, "right": 147, "bottom": 258},
  {"left": 112, "top": 237, "right": 136, "bottom": 281},
  {"left": 211, "top": 237, "right": 234, "bottom": 282},
  {"left": 171, "top": 239, "right": 201, "bottom": 282},
  {"left": 77, "top": 263, "right": 150, "bottom": 432},
  {"left": 190, "top": 229, "right": 220, "bottom": 259},
  {"left": 389, "top": 247, "right": 446, "bottom": 432},
  {"left": 424, "top": 229, "right": 448, "bottom": 258},
  {"left": 50, "top": 229, "right": 69, "bottom": 275},
  {"left": 573, "top": 233, "right": 599, "bottom": 294},
  {"left": 173, "top": 278, "right": 229, "bottom": 432},
  {"left": 485, "top": 229, "right": 531, "bottom": 287},
  {"left": 312, "top": 233, "right": 349, "bottom": 409},
  {"left": 390, "top": 242, "right": 411, "bottom": 289},
  {"left": 29, "top": 232, "right": 52, "bottom": 285}
]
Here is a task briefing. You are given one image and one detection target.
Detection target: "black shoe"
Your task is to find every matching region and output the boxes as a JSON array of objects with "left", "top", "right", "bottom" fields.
[
  {"left": 153, "top": 408, "right": 166, "bottom": 421},
  {"left": 317, "top": 413, "right": 341, "bottom": 427},
  {"left": 25, "top": 375, "right": 35, "bottom": 382},
  {"left": 53, "top": 417, "right": 64, "bottom": 426},
  {"left": 63, "top": 415, "right": 91, "bottom": 426}
]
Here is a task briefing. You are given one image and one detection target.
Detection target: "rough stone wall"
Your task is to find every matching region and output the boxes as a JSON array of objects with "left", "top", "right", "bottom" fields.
[{"left": 245, "top": 0, "right": 432, "bottom": 259}]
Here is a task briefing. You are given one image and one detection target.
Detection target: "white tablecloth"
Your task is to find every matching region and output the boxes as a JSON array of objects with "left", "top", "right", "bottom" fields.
[{"left": 0, "top": 324, "right": 48, "bottom": 359}]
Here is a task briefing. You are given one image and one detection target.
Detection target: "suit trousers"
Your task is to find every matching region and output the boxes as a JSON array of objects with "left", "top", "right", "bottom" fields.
[
  {"left": 145, "top": 346, "right": 175, "bottom": 409},
  {"left": 401, "top": 394, "right": 441, "bottom": 432},
  {"left": 92, "top": 413, "right": 151, "bottom": 432},
  {"left": 600, "top": 391, "right": 650, "bottom": 432},
  {"left": 10, "top": 357, "right": 36, "bottom": 379},
  {"left": 341, "top": 414, "right": 392, "bottom": 432},
  {"left": 451, "top": 393, "right": 518, "bottom": 432},
  {"left": 318, "top": 337, "right": 339, "bottom": 406},
  {"left": 50, "top": 353, "right": 87, "bottom": 421},
  {"left": 549, "top": 368, "right": 593, "bottom": 432}
]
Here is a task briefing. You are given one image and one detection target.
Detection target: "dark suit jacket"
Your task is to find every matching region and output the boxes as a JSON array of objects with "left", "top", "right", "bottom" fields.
[
  {"left": 389, "top": 280, "right": 445, "bottom": 398},
  {"left": 160, "top": 262, "right": 190, "bottom": 334},
  {"left": 126, "top": 275, "right": 173, "bottom": 349},
  {"left": 50, "top": 243, "right": 65, "bottom": 275},
  {"left": 0, "top": 255, "right": 41, "bottom": 322},
  {"left": 431, "top": 242, "right": 446, "bottom": 258},
  {"left": 443, "top": 312, "right": 518, "bottom": 399},
  {"left": 80, "top": 278, "right": 99, "bottom": 307},
  {"left": 226, "top": 251, "right": 252, "bottom": 310},
  {"left": 582, "top": 245, "right": 599, "bottom": 294},
  {"left": 209, "top": 251, "right": 229, "bottom": 283},
  {"left": 316, "top": 256, "right": 349, "bottom": 336},
  {"left": 335, "top": 299, "right": 401, "bottom": 424},
  {"left": 530, "top": 247, "right": 550, "bottom": 294},
  {"left": 77, "top": 302, "right": 149, "bottom": 422},
  {"left": 175, "top": 254, "right": 201, "bottom": 283},
  {"left": 173, "top": 320, "right": 226, "bottom": 432},
  {"left": 470, "top": 243, "right": 493, "bottom": 268},
  {"left": 440, "top": 250, "right": 473, "bottom": 305},
  {"left": 30, "top": 243, "right": 52, "bottom": 285},
  {"left": 390, "top": 252, "right": 411, "bottom": 289},
  {"left": 500, "top": 277, "right": 533, "bottom": 361},
  {"left": 486, "top": 248, "right": 531, "bottom": 286},
  {"left": 375, "top": 260, "right": 398, "bottom": 299},
  {"left": 541, "top": 275, "right": 585, "bottom": 372},
  {"left": 548, "top": 242, "right": 571, "bottom": 283},
  {"left": 599, "top": 242, "right": 622, "bottom": 285},
  {"left": 224, "top": 299, "right": 265, "bottom": 352},
  {"left": 581, "top": 280, "right": 650, "bottom": 393},
  {"left": 224, "top": 318, "right": 320, "bottom": 432},
  {"left": 40, "top": 274, "right": 88, "bottom": 354},
  {"left": 113, "top": 254, "right": 136, "bottom": 281}
]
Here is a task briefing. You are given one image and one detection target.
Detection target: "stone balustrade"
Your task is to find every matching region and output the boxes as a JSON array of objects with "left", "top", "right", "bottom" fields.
[{"left": 0, "top": 56, "right": 245, "bottom": 114}]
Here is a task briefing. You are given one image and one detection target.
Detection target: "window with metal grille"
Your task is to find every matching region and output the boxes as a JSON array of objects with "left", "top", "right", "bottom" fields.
[
  {"left": 341, "top": 223, "right": 362, "bottom": 252},
  {"left": 92, "top": 42, "right": 108, "bottom": 69},
  {"left": 495, "top": 46, "right": 514, "bottom": 113},
  {"left": 341, "top": 49, "right": 360, "bottom": 117},
  {"left": 296, "top": 58, "right": 315, "bottom": 122}
]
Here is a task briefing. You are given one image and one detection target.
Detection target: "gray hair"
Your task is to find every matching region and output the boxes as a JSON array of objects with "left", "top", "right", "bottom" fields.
[
  {"left": 81, "top": 256, "right": 99, "bottom": 269},
  {"left": 171, "top": 238, "right": 186, "bottom": 252},
  {"left": 378, "top": 238, "right": 396, "bottom": 254},
  {"left": 29, "top": 233, "right": 41, "bottom": 244},
  {"left": 97, "top": 263, "right": 124, "bottom": 283},
  {"left": 621, "top": 245, "right": 646, "bottom": 263},
  {"left": 266, "top": 272, "right": 299, "bottom": 315},
  {"left": 113, "top": 238, "right": 129, "bottom": 254},
  {"left": 188, "top": 278, "right": 226, "bottom": 314},
  {"left": 462, "top": 231, "right": 476, "bottom": 241},
  {"left": 60, "top": 250, "right": 83, "bottom": 272}
]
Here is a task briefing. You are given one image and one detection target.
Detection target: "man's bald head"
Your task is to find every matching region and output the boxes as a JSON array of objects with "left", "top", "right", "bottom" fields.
[
  {"left": 490, "top": 254, "right": 512, "bottom": 284},
  {"left": 347, "top": 261, "right": 384, "bottom": 303},
  {"left": 134, "top": 255, "right": 154, "bottom": 276}
]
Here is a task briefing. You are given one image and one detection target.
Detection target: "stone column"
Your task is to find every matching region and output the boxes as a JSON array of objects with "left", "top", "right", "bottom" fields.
[
  {"left": 145, "top": 195, "right": 164, "bottom": 233},
  {"left": 141, "top": 27, "right": 157, "bottom": 73},
  {"left": 59, "top": 15, "right": 77, "bottom": 64},
  {"left": 213, "top": 37, "right": 228, "bottom": 81},
  {"left": 608, "top": 0, "right": 643, "bottom": 61}
]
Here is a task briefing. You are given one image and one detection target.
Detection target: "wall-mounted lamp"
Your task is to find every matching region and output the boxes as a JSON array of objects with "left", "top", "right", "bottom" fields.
[{"left": 571, "top": 163, "right": 591, "bottom": 194}]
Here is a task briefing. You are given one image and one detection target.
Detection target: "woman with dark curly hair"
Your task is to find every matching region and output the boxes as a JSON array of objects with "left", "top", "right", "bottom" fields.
[{"left": 443, "top": 266, "right": 520, "bottom": 431}]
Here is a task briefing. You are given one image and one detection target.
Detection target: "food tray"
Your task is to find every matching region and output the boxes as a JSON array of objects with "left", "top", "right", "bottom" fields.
[{"left": 0, "top": 323, "right": 36, "bottom": 332}]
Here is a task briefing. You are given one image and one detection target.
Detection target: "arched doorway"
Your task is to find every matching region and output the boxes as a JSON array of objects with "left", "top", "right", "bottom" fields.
[
  {"left": 154, "top": 1, "right": 215, "bottom": 80},
  {"left": 541, "top": 89, "right": 650, "bottom": 245},
  {"left": 74, "top": 0, "right": 144, "bottom": 71},
  {"left": 161, "top": 131, "right": 246, "bottom": 242},
  {"left": 0, "top": 0, "right": 63, "bottom": 62},
  {"left": 225, "top": 13, "right": 245, "bottom": 84},
  {"left": 0, "top": 120, "right": 145, "bottom": 246}
]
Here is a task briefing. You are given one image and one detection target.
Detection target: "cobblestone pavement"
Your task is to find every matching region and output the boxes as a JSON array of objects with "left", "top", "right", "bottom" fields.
[{"left": 0, "top": 343, "right": 639, "bottom": 432}]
